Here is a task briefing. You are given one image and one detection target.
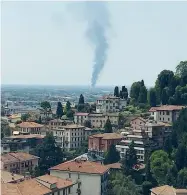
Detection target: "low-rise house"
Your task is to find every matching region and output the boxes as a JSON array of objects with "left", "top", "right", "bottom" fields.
[
  {"left": 150, "top": 185, "right": 187, "bottom": 195},
  {"left": 8, "top": 114, "right": 22, "bottom": 123},
  {"left": 74, "top": 112, "right": 119, "bottom": 128},
  {"left": 1, "top": 170, "right": 24, "bottom": 183},
  {"left": 1, "top": 174, "right": 74, "bottom": 195},
  {"left": 16, "top": 122, "right": 44, "bottom": 135},
  {"left": 1, "top": 134, "right": 45, "bottom": 154},
  {"left": 96, "top": 95, "right": 127, "bottom": 113},
  {"left": 130, "top": 117, "right": 146, "bottom": 130},
  {"left": 149, "top": 105, "right": 185, "bottom": 123},
  {"left": 88, "top": 133, "right": 123, "bottom": 157},
  {"left": 50, "top": 159, "right": 109, "bottom": 195},
  {"left": 1, "top": 152, "right": 39, "bottom": 175}
]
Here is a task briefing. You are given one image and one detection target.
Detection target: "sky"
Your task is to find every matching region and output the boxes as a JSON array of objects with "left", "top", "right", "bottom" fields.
[{"left": 1, "top": 1, "right": 187, "bottom": 87}]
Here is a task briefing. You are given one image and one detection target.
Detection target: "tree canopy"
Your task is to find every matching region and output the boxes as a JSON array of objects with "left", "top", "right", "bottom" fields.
[
  {"left": 114, "top": 86, "right": 120, "bottom": 97},
  {"left": 104, "top": 144, "right": 120, "bottom": 165},
  {"left": 56, "top": 102, "right": 64, "bottom": 118},
  {"left": 104, "top": 118, "right": 113, "bottom": 133}
]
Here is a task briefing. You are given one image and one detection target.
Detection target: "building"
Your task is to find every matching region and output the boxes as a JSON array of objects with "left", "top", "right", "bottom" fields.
[
  {"left": 16, "top": 122, "right": 44, "bottom": 135},
  {"left": 1, "top": 152, "right": 39, "bottom": 175},
  {"left": 48, "top": 119, "right": 73, "bottom": 130},
  {"left": 150, "top": 185, "right": 187, "bottom": 195},
  {"left": 1, "top": 174, "right": 74, "bottom": 195},
  {"left": 52, "top": 124, "right": 85, "bottom": 150},
  {"left": 1, "top": 134, "right": 45, "bottom": 154},
  {"left": 96, "top": 95, "right": 127, "bottom": 113},
  {"left": 50, "top": 159, "right": 109, "bottom": 195},
  {"left": 1, "top": 170, "right": 24, "bottom": 183},
  {"left": 149, "top": 105, "right": 185, "bottom": 123},
  {"left": 88, "top": 133, "right": 123, "bottom": 157},
  {"left": 8, "top": 114, "right": 22, "bottom": 123},
  {"left": 130, "top": 117, "right": 146, "bottom": 130},
  {"left": 74, "top": 112, "right": 119, "bottom": 128}
]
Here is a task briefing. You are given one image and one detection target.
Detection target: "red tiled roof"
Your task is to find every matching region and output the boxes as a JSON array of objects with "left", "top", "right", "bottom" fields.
[
  {"left": 1, "top": 175, "right": 73, "bottom": 195},
  {"left": 50, "top": 160, "right": 109, "bottom": 175},
  {"left": 1, "top": 152, "right": 39, "bottom": 164},
  {"left": 149, "top": 105, "right": 185, "bottom": 112},
  {"left": 89, "top": 133, "right": 123, "bottom": 140}
]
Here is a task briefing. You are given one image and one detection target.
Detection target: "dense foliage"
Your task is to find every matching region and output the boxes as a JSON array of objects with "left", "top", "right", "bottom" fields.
[
  {"left": 104, "top": 144, "right": 120, "bottom": 165},
  {"left": 104, "top": 118, "right": 113, "bottom": 133},
  {"left": 56, "top": 102, "right": 64, "bottom": 118}
]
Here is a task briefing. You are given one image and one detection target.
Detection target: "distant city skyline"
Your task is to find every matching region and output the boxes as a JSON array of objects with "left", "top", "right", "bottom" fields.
[{"left": 2, "top": 1, "right": 187, "bottom": 87}]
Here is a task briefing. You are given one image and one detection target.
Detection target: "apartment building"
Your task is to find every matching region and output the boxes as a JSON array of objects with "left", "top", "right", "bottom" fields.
[
  {"left": 1, "top": 152, "right": 39, "bottom": 175},
  {"left": 150, "top": 185, "right": 187, "bottom": 195},
  {"left": 2, "top": 174, "right": 74, "bottom": 195},
  {"left": 88, "top": 133, "right": 123, "bottom": 157},
  {"left": 1, "top": 134, "right": 45, "bottom": 154},
  {"left": 48, "top": 119, "right": 73, "bottom": 130},
  {"left": 50, "top": 159, "right": 109, "bottom": 195},
  {"left": 96, "top": 95, "right": 127, "bottom": 113},
  {"left": 52, "top": 124, "right": 85, "bottom": 150},
  {"left": 74, "top": 112, "right": 119, "bottom": 128},
  {"left": 17, "top": 122, "right": 44, "bottom": 135},
  {"left": 149, "top": 105, "right": 185, "bottom": 123}
]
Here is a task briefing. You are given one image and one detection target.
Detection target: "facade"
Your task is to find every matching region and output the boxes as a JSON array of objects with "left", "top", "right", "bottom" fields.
[
  {"left": 52, "top": 124, "right": 85, "bottom": 150},
  {"left": 1, "top": 152, "right": 39, "bottom": 175},
  {"left": 17, "top": 122, "right": 44, "bottom": 135},
  {"left": 149, "top": 105, "right": 185, "bottom": 123},
  {"left": 150, "top": 185, "right": 187, "bottom": 195},
  {"left": 130, "top": 117, "right": 146, "bottom": 130},
  {"left": 1, "top": 134, "right": 45, "bottom": 154},
  {"left": 48, "top": 119, "right": 73, "bottom": 130},
  {"left": 88, "top": 133, "right": 123, "bottom": 156},
  {"left": 74, "top": 112, "right": 119, "bottom": 128},
  {"left": 1, "top": 174, "right": 74, "bottom": 195},
  {"left": 96, "top": 95, "right": 127, "bottom": 113},
  {"left": 50, "top": 159, "right": 109, "bottom": 195}
]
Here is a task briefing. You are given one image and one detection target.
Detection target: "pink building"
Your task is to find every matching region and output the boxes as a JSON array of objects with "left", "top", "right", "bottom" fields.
[
  {"left": 88, "top": 133, "right": 123, "bottom": 152},
  {"left": 130, "top": 117, "right": 146, "bottom": 130}
]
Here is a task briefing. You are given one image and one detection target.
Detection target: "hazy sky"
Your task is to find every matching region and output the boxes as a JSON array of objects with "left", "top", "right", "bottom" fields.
[{"left": 2, "top": 1, "right": 187, "bottom": 87}]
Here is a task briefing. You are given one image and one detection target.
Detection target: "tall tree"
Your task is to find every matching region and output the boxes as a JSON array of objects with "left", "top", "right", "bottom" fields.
[
  {"left": 34, "top": 133, "right": 63, "bottom": 176},
  {"left": 177, "top": 167, "right": 187, "bottom": 188},
  {"left": 104, "top": 144, "right": 120, "bottom": 165},
  {"left": 138, "top": 85, "right": 148, "bottom": 104},
  {"left": 104, "top": 118, "right": 113, "bottom": 133},
  {"left": 150, "top": 150, "right": 173, "bottom": 185},
  {"left": 121, "top": 86, "right": 128, "bottom": 99},
  {"left": 163, "top": 136, "right": 173, "bottom": 156},
  {"left": 78, "top": 94, "right": 85, "bottom": 104},
  {"left": 114, "top": 86, "right": 119, "bottom": 97},
  {"left": 56, "top": 102, "right": 64, "bottom": 118},
  {"left": 175, "top": 143, "right": 187, "bottom": 171},
  {"left": 161, "top": 87, "right": 169, "bottom": 105},
  {"left": 130, "top": 81, "right": 141, "bottom": 101},
  {"left": 21, "top": 113, "right": 30, "bottom": 122},
  {"left": 148, "top": 88, "right": 157, "bottom": 107},
  {"left": 121, "top": 141, "right": 137, "bottom": 176},
  {"left": 64, "top": 101, "right": 71, "bottom": 114},
  {"left": 40, "top": 101, "right": 51, "bottom": 116},
  {"left": 84, "top": 120, "right": 91, "bottom": 128}
]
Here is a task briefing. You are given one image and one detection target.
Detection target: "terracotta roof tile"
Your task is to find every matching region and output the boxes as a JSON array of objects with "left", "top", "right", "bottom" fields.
[
  {"left": 1, "top": 175, "right": 73, "bottom": 195},
  {"left": 1, "top": 170, "right": 24, "bottom": 184},
  {"left": 17, "top": 122, "right": 43, "bottom": 128},
  {"left": 50, "top": 160, "right": 109, "bottom": 174},
  {"left": 149, "top": 105, "right": 185, "bottom": 112},
  {"left": 1, "top": 152, "right": 39, "bottom": 164}
]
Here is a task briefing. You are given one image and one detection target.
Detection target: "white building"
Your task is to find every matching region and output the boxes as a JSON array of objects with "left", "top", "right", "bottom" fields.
[
  {"left": 96, "top": 95, "right": 127, "bottom": 113},
  {"left": 50, "top": 159, "right": 109, "bottom": 195},
  {"left": 52, "top": 124, "right": 85, "bottom": 150},
  {"left": 149, "top": 105, "right": 185, "bottom": 123}
]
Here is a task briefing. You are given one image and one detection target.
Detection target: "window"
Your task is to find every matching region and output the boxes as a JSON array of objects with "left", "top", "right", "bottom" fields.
[
  {"left": 68, "top": 187, "right": 71, "bottom": 193},
  {"left": 160, "top": 118, "right": 161, "bottom": 120},
  {"left": 163, "top": 118, "right": 164, "bottom": 121},
  {"left": 163, "top": 111, "right": 165, "bottom": 115},
  {"left": 167, "top": 111, "right": 169, "bottom": 115},
  {"left": 69, "top": 173, "right": 71, "bottom": 178},
  {"left": 160, "top": 111, "right": 161, "bottom": 115},
  {"left": 168, "top": 118, "right": 170, "bottom": 121},
  {"left": 152, "top": 112, "right": 154, "bottom": 115}
]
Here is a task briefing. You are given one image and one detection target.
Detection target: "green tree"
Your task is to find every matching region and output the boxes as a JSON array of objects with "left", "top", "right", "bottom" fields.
[
  {"left": 130, "top": 81, "right": 141, "bottom": 102},
  {"left": 65, "top": 101, "right": 71, "bottom": 113},
  {"left": 104, "top": 144, "right": 120, "bottom": 165},
  {"left": 165, "top": 165, "right": 178, "bottom": 187},
  {"left": 177, "top": 167, "right": 187, "bottom": 188},
  {"left": 142, "top": 181, "right": 153, "bottom": 195},
  {"left": 175, "top": 143, "right": 187, "bottom": 171},
  {"left": 121, "top": 86, "right": 128, "bottom": 99},
  {"left": 121, "top": 141, "right": 137, "bottom": 176},
  {"left": 41, "top": 101, "right": 51, "bottom": 116},
  {"left": 34, "top": 133, "right": 63, "bottom": 176},
  {"left": 77, "top": 94, "right": 85, "bottom": 112},
  {"left": 56, "top": 102, "right": 64, "bottom": 118},
  {"left": 176, "top": 61, "right": 187, "bottom": 86},
  {"left": 104, "top": 118, "right": 113, "bottom": 133},
  {"left": 163, "top": 136, "right": 173, "bottom": 156},
  {"left": 114, "top": 86, "right": 120, "bottom": 97},
  {"left": 148, "top": 88, "right": 157, "bottom": 107},
  {"left": 21, "top": 113, "right": 30, "bottom": 122},
  {"left": 150, "top": 150, "right": 173, "bottom": 185},
  {"left": 78, "top": 94, "right": 85, "bottom": 104},
  {"left": 161, "top": 87, "right": 169, "bottom": 105},
  {"left": 138, "top": 85, "right": 147, "bottom": 103},
  {"left": 38, "top": 116, "right": 42, "bottom": 124}
]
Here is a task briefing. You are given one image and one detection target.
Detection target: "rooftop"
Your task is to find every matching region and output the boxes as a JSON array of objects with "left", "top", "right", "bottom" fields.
[
  {"left": 63, "top": 124, "right": 85, "bottom": 129},
  {"left": 7, "top": 134, "right": 45, "bottom": 139},
  {"left": 1, "top": 175, "right": 73, "bottom": 195},
  {"left": 50, "top": 159, "right": 109, "bottom": 175},
  {"left": 17, "top": 122, "right": 43, "bottom": 128},
  {"left": 106, "top": 163, "right": 122, "bottom": 170},
  {"left": 89, "top": 133, "right": 123, "bottom": 140},
  {"left": 150, "top": 185, "right": 187, "bottom": 195},
  {"left": 1, "top": 170, "right": 24, "bottom": 184},
  {"left": 131, "top": 117, "right": 146, "bottom": 123},
  {"left": 149, "top": 105, "right": 185, "bottom": 112},
  {"left": 1, "top": 152, "right": 39, "bottom": 164},
  {"left": 75, "top": 112, "right": 89, "bottom": 116}
]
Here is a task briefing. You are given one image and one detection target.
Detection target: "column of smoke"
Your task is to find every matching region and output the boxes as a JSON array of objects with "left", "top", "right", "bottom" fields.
[
  {"left": 84, "top": 2, "right": 110, "bottom": 88},
  {"left": 68, "top": 2, "right": 110, "bottom": 88}
]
